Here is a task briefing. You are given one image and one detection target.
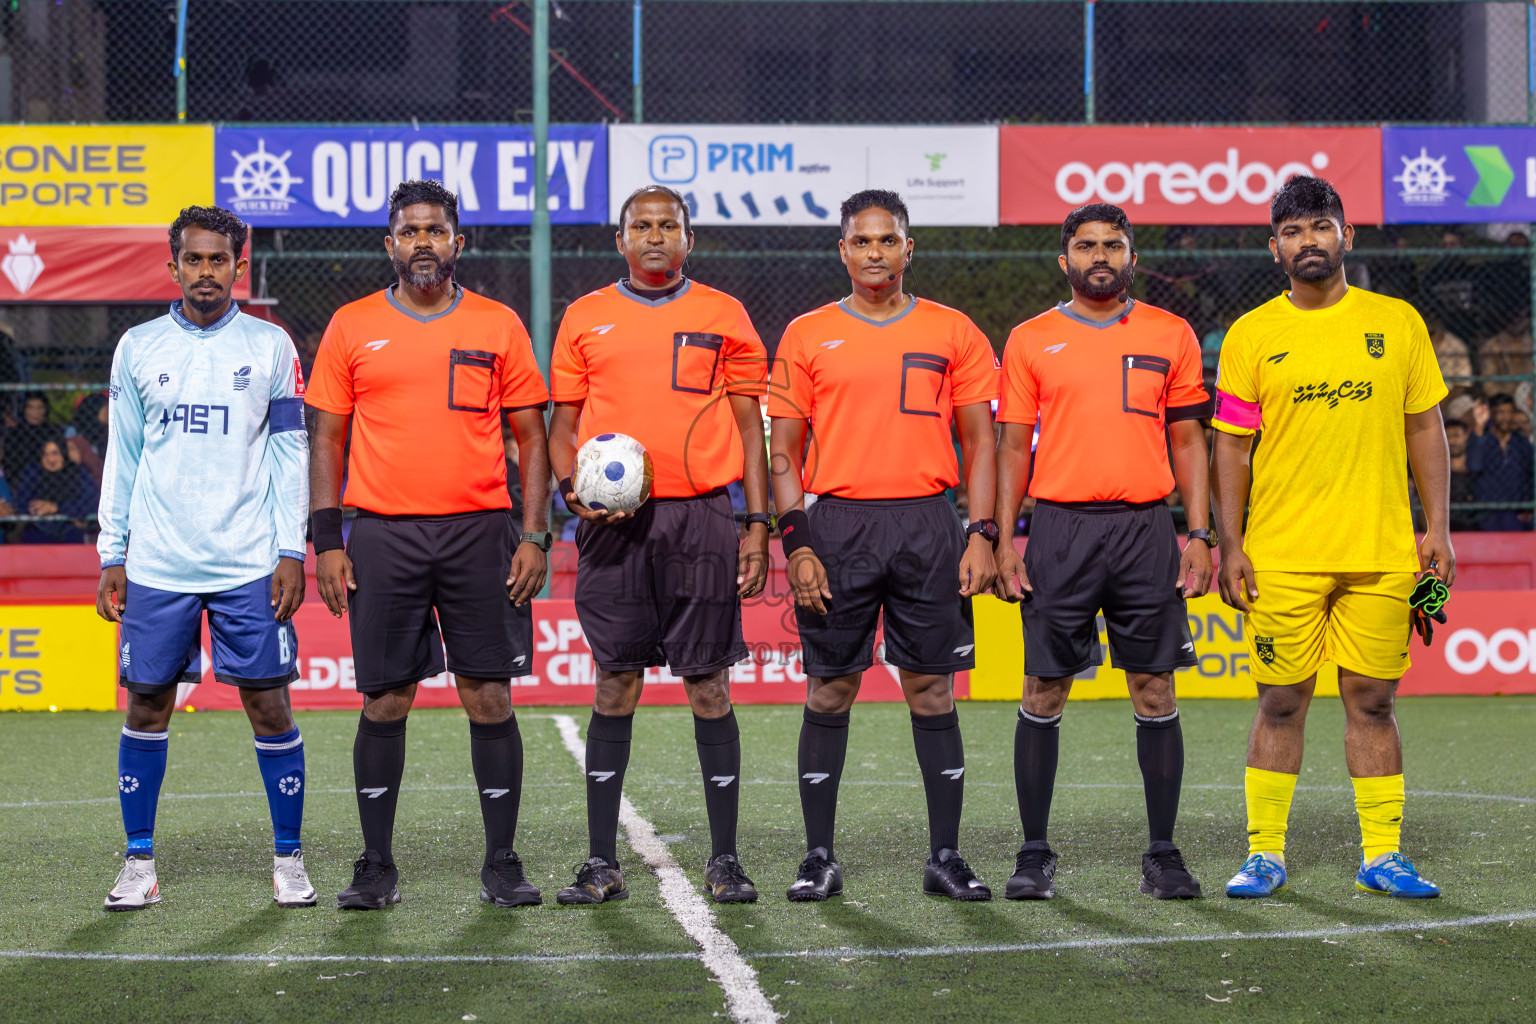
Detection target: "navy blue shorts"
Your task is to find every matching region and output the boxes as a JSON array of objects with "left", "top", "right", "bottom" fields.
[{"left": 118, "top": 574, "right": 299, "bottom": 694}]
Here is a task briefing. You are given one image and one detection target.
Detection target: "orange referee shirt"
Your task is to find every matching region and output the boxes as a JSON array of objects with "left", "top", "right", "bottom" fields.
[
  {"left": 769, "top": 296, "right": 1000, "bottom": 499},
  {"left": 550, "top": 279, "right": 768, "bottom": 498},
  {"left": 997, "top": 299, "right": 1210, "bottom": 504},
  {"left": 306, "top": 286, "right": 549, "bottom": 515}
]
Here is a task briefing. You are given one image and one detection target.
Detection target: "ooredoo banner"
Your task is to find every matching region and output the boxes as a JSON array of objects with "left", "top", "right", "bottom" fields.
[
  {"left": 999, "top": 126, "right": 1383, "bottom": 226},
  {"left": 609, "top": 125, "right": 999, "bottom": 226}
]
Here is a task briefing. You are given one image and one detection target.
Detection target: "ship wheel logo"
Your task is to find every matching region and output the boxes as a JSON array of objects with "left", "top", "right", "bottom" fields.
[
  {"left": 1392, "top": 148, "right": 1453, "bottom": 206},
  {"left": 220, "top": 138, "right": 304, "bottom": 202}
]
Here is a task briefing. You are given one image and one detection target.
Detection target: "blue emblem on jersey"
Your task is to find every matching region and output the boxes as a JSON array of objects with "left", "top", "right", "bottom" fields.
[{"left": 233, "top": 365, "right": 252, "bottom": 391}]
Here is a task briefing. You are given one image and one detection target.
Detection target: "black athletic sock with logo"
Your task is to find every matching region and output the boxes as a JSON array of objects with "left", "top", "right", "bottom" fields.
[
  {"left": 911, "top": 709, "right": 965, "bottom": 857},
  {"left": 469, "top": 713, "right": 523, "bottom": 863},
  {"left": 585, "top": 710, "right": 633, "bottom": 866},
  {"left": 694, "top": 710, "right": 741, "bottom": 859},
  {"left": 797, "top": 707, "right": 850, "bottom": 857},
  {"left": 1135, "top": 710, "right": 1184, "bottom": 844},
  {"left": 353, "top": 712, "right": 407, "bottom": 863},
  {"left": 1015, "top": 709, "right": 1061, "bottom": 843}
]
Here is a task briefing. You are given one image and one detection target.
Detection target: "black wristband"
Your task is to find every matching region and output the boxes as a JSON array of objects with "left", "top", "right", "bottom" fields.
[
  {"left": 743, "top": 512, "right": 774, "bottom": 530},
  {"left": 558, "top": 476, "right": 576, "bottom": 511},
  {"left": 311, "top": 507, "right": 345, "bottom": 554},
  {"left": 778, "top": 508, "right": 814, "bottom": 556}
]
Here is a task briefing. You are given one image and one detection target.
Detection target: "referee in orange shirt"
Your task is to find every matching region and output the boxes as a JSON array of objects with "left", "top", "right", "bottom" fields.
[
  {"left": 306, "top": 181, "right": 553, "bottom": 910},
  {"left": 994, "top": 203, "right": 1213, "bottom": 901},
  {"left": 547, "top": 185, "right": 771, "bottom": 906},
  {"left": 770, "top": 190, "right": 1000, "bottom": 902}
]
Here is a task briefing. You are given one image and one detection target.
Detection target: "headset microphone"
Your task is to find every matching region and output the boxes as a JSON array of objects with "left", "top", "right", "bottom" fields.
[{"left": 664, "top": 268, "right": 679, "bottom": 280}]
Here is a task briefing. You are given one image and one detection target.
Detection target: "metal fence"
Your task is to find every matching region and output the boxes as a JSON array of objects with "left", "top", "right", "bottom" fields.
[{"left": 0, "top": 0, "right": 1532, "bottom": 538}]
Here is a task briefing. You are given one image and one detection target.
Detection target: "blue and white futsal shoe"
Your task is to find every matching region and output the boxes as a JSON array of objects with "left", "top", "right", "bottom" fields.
[
  {"left": 1224, "top": 852, "right": 1287, "bottom": 898},
  {"left": 104, "top": 854, "right": 160, "bottom": 911},
  {"left": 1356, "top": 852, "right": 1439, "bottom": 898}
]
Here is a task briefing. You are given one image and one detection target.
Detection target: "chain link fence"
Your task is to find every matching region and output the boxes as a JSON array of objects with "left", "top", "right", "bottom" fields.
[{"left": 0, "top": 0, "right": 1531, "bottom": 538}]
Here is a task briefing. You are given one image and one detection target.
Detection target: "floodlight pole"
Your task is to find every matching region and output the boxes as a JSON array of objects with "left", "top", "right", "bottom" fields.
[
  {"left": 1084, "top": 0, "right": 1096, "bottom": 125},
  {"left": 532, "top": 0, "right": 552, "bottom": 376}
]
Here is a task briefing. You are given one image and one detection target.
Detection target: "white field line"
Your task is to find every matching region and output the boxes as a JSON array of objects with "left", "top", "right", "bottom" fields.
[
  {"left": 1, "top": 908, "right": 1531, "bottom": 967},
  {"left": 550, "top": 713, "right": 779, "bottom": 1024}
]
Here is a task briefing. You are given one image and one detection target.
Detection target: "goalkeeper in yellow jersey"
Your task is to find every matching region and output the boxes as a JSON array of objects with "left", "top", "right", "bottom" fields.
[{"left": 1212, "top": 177, "right": 1452, "bottom": 900}]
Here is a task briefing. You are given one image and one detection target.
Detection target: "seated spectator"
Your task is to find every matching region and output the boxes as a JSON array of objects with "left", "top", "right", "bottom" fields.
[
  {"left": 65, "top": 391, "right": 108, "bottom": 486},
  {"left": 1444, "top": 418, "right": 1478, "bottom": 532},
  {"left": 1480, "top": 327, "right": 1534, "bottom": 383},
  {"left": 4, "top": 392, "right": 60, "bottom": 482},
  {"left": 16, "top": 439, "right": 97, "bottom": 544},
  {"left": 1468, "top": 394, "right": 1535, "bottom": 532},
  {"left": 1432, "top": 329, "right": 1472, "bottom": 399}
]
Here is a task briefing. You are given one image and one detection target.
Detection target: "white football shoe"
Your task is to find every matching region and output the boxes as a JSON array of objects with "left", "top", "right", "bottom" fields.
[
  {"left": 104, "top": 855, "right": 160, "bottom": 911},
  {"left": 273, "top": 851, "right": 318, "bottom": 907}
]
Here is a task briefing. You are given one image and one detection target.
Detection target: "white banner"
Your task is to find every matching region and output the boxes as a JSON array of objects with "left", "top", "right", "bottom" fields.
[{"left": 608, "top": 125, "right": 998, "bottom": 227}]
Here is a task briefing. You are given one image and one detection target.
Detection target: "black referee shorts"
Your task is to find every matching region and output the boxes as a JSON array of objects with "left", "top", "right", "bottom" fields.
[
  {"left": 574, "top": 488, "right": 746, "bottom": 677},
  {"left": 347, "top": 508, "right": 532, "bottom": 692},
  {"left": 1020, "top": 499, "right": 1197, "bottom": 679},
  {"left": 795, "top": 494, "right": 975, "bottom": 679}
]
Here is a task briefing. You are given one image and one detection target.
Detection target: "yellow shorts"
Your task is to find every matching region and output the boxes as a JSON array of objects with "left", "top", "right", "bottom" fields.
[{"left": 1245, "top": 571, "right": 1415, "bottom": 685}]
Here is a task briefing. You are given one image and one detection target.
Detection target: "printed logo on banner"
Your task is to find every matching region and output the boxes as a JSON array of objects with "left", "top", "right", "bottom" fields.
[
  {"left": 1392, "top": 147, "right": 1454, "bottom": 208},
  {"left": 1, "top": 234, "right": 44, "bottom": 295},
  {"left": 219, "top": 138, "right": 305, "bottom": 217},
  {"left": 650, "top": 136, "right": 698, "bottom": 183}
]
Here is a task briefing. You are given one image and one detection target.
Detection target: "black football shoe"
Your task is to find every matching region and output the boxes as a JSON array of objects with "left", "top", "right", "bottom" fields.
[
  {"left": 923, "top": 848, "right": 992, "bottom": 901},
  {"left": 336, "top": 850, "right": 401, "bottom": 910},
  {"left": 1005, "top": 840, "right": 1059, "bottom": 901},
  {"left": 480, "top": 848, "right": 542, "bottom": 908},
  {"left": 786, "top": 847, "right": 843, "bottom": 902},
  {"left": 556, "top": 856, "right": 628, "bottom": 905},
  {"left": 1140, "top": 841, "right": 1203, "bottom": 899},
  {"left": 703, "top": 854, "right": 758, "bottom": 904}
]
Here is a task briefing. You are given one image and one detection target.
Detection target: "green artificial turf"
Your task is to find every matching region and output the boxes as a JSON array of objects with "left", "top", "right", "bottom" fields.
[{"left": 2, "top": 697, "right": 1533, "bottom": 1022}]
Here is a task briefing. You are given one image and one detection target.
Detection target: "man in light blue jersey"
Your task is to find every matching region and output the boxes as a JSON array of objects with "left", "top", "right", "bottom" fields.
[{"left": 96, "top": 206, "right": 314, "bottom": 911}]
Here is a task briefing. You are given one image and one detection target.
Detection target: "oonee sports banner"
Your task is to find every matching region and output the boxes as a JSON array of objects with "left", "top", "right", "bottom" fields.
[
  {"left": 214, "top": 125, "right": 607, "bottom": 227},
  {"left": 1382, "top": 126, "right": 1536, "bottom": 224},
  {"left": 0, "top": 125, "right": 213, "bottom": 227},
  {"left": 999, "top": 126, "right": 1383, "bottom": 226},
  {"left": 0, "top": 226, "right": 251, "bottom": 303},
  {"left": 609, "top": 125, "right": 999, "bottom": 227},
  {"left": 0, "top": 602, "right": 118, "bottom": 711}
]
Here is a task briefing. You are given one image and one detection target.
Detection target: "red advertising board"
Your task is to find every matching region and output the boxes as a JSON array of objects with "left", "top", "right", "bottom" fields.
[
  {"left": 999, "top": 126, "right": 1383, "bottom": 226},
  {"left": 0, "top": 226, "right": 251, "bottom": 302},
  {"left": 1400, "top": 590, "right": 1536, "bottom": 696}
]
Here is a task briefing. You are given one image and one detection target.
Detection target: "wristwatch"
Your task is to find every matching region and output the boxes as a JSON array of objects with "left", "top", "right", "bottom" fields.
[
  {"left": 743, "top": 512, "right": 775, "bottom": 530},
  {"left": 1188, "top": 528, "right": 1218, "bottom": 548},
  {"left": 966, "top": 518, "right": 1000, "bottom": 549},
  {"left": 520, "top": 530, "right": 554, "bottom": 552}
]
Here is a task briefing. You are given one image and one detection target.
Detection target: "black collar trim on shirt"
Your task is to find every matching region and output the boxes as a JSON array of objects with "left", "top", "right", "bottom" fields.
[
  {"left": 386, "top": 283, "right": 464, "bottom": 323},
  {"left": 1053, "top": 298, "right": 1136, "bottom": 329},
  {"left": 169, "top": 300, "right": 240, "bottom": 334},
  {"left": 836, "top": 294, "right": 918, "bottom": 328},
  {"left": 616, "top": 278, "right": 692, "bottom": 307}
]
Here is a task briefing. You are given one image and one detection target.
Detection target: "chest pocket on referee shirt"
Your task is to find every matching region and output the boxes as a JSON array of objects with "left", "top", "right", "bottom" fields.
[
  {"left": 1121, "top": 354, "right": 1171, "bottom": 419},
  {"left": 672, "top": 333, "right": 724, "bottom": 395},
  {"left": 899, "top": 352, "right": 949, "bottom": 418},
  {"left": 448, "top": 349, "right": 497, "bottom": 413}
]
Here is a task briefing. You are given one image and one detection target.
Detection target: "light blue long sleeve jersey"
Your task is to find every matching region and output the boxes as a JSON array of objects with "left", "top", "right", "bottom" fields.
[{"left": 98, "top": 301, "right": 310, "bottom": 593}]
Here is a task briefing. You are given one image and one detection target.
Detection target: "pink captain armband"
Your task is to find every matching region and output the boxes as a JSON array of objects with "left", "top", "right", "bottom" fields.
[{"left": 1213, "top": 389, "right": 1261, "bottom": 430}]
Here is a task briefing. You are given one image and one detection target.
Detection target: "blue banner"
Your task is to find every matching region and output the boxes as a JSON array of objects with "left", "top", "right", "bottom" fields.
[
  {"left": 1383, "top": 126, "right": 1536, "bottom": 224},
  {"left": 214, "top": 125, "right": 606, "bottom": 226}
]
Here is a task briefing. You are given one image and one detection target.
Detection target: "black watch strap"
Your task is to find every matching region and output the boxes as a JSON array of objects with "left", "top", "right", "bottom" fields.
[
  {"left": 1188, "top": 528, "right": 1218, "bottom": 548},
  {"left": 743, "top": 512, "right": 774, "bottom": 530},
  {"left": 966, "top": 518, "right": 1000, "bottom": 549},
  {"left": 521, "top": 530, "right": 554, "bottom": 552}
]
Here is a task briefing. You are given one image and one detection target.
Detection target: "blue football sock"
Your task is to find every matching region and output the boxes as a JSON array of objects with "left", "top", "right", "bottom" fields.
[
  {"left": 119, "top": 726, "right": 169, "bottom": 857},
  {"left": 254, "top": 726, "right": 305, "bottom": 856}
]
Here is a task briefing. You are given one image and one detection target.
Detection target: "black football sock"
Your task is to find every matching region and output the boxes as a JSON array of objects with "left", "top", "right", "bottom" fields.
[
  {"left": 585, "top": 710, "right": 633, "bottom": 866},
  {"left": 1136, "top": 710, "right": 1184, "bottom": 845},
  {"left": 911, "top": 708, "right": 965, "bottom": 857},
  {"left": 694, "top": 710, "right": 741, "bottom": 860},
  {"left": 1015, "top": 708, "right": 1061, "bottom": 843},
  {"left": 353, "top": 712, "right": 407, "bottom": 863},
  {"left": 469, "top": 713, "right": 523, "bottom": 863},
  {"left": 797, "top": 707, "right": 849, "bottom": 858}
]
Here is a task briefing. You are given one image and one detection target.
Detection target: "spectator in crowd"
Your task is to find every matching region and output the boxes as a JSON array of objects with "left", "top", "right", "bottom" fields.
[
  {"left": 0, "top": 443, "right": 14, "bottom": 543},
  {"left": 1468, "top": 394, "right": 1535, "bottom": 531},
  {"left": 1423, "top": 228, "right": 1480, "bottom": 344},
  {"left": 1444, "top": 418, "right": 1479, "bottom": 532},
  {"left": 65, "top": 391, "right": 109, "bottom": 486},
  {"left": 16, "top": 438, "right": 97, "bottom": 543},
  {"left": 1432, "top": 329, "right": 1473, "bottom": 399},
  {"left": 4, "top": 392, "right": 61, "bottom": 482}
]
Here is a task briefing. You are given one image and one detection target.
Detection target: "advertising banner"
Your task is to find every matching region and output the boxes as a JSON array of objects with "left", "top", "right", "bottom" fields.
[
  {"left": 1382, "top": 126, "right": 1536, "bottom": 224},
  {"left": 0, "top": 226, "right": 251, "bottom": 303},
  {"left": 999, "top": 126, "right": 1383, "bottom": 226},
  {"left": 214, "top": 125, "right": 607, "bottom": 227},
  {"left": 608, "top": 125, "right": 999, "bottom": 227},
  {"left": 0, "top": 126, "right": 213, "bottom": 227},
  {"left": 0, "top": 603, "right": 117, "bottom": 710}
]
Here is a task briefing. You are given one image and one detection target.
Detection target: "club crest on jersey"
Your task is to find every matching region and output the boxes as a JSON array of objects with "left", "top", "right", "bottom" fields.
[
  {"left": 1255, "top": 636, "right": 1276, "bottom": 666},
  {"left": 233, "top": 365, "right": 251, "bottom": 391},
  {"left": 1365, "top": 333, "right": 1385, "bottom": 359}
]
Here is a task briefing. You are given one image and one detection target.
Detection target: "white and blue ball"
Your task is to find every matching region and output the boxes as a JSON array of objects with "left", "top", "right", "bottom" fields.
[{"left": 574, "top": 432, "right": 653, "bottom": 514}]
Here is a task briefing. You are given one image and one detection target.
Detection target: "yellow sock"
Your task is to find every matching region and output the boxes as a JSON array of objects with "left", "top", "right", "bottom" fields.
[
  {"left": 1245, "top": 767, "right": 1298, "bottom": 857},
  {"left": 1352, "top": 774, "right": 1405, "bottom": 863}
]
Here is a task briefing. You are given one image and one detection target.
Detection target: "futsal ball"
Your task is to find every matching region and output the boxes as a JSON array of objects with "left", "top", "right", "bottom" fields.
[{"left": 574, "top": 432, "right": 654, "bottom": 514}]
